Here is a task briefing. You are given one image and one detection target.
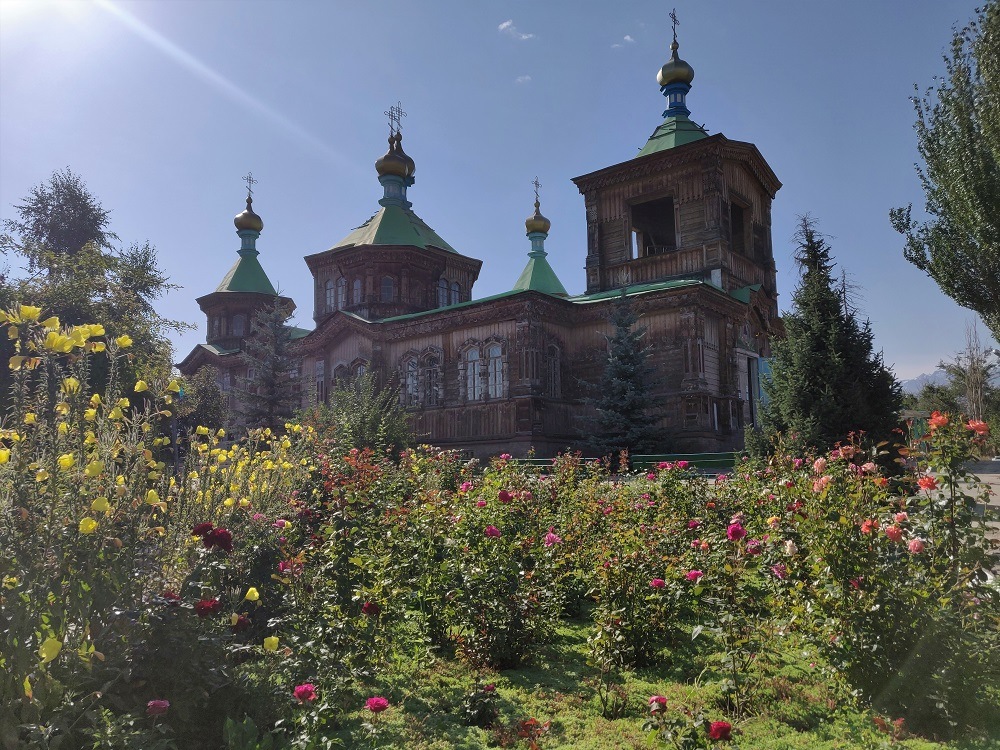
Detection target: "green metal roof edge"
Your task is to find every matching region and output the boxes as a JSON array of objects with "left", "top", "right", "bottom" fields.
[
  {"left": 569, "top": 278, "right": 703, "bottom": 303},
  {"left": 331, "top": 204, "right": 457, "bottom": 254},
  {"left": 729, "top": 283, "right": 763, "bottom": 304},
  {"left": 289, "top": 326, "right": 312, "bottom": 339},
  {"left": 638, "top": 115, "right": 709, "bottom": 156},
  {"left": 512, "top": 255, "right": 568, "bottom": 297},
  {"left": 215, "top": 254, "right": 278, "bottom": 295}
]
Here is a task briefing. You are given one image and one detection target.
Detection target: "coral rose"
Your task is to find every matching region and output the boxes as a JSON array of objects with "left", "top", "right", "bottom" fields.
[
  {"left": 885, "top": 525, "right": 904, "bottom": 543},
  {"left": 966, "top": 419, "right": 989, "bottom": 436},
  {"left": 917, "top": 475, "right": 938, "bottom": 491},
  {"left": 908, "top": 538, "right": 925, "bottom": 554},
  {"left": 928, "top": 411, "right": 949, "bottom": 430}
]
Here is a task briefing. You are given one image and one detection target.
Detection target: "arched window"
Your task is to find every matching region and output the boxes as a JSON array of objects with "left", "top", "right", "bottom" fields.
[
  {"left": 325, "top": 280, "right": 335, "bottom": 312},
  {"left": 465, "top": 348, "right": 482, "bottom": 401},
  {"left": 546, "top": 345, "right": 561, "bottom": 398},
  {"left": 353, "top": 361, "right": 368, "bottom": 379},
  {"left": 232, "top": 314, "right": 246, "bottom": 336},
  {"left": 315, "top": 360, "right": 326, "bottom": 404},
  {"left": 352, "top": 279, "right": 362, "bottom": 305},
  {"left": 403, "top": 358, "right": 419, "bottom": 407},
  {"left": 334, "top": 364, "right": 348, "bottom": 384},
  {"left": 336, "top": 277, "right": 347, "bottom": 309},
  {"left": 437, "top": 278, "right": 449, "bottom": 307},
  {"left": 450, "top": 281, "right": 460, "bottom": 305},
  {"left": 487, "top": 344, "right": 504, "bottom": 399},
  {"left": 423, "top": 356, "right": 440, "bottom": 406},
  {"left": 381, "top": 276, "right": 395, "bottom": 303},
  {"left": 410, "top": 281, "right": 424, "bottom": 306}
]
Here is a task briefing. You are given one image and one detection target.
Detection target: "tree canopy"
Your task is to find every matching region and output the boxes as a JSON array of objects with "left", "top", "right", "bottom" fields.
[
  {"left": 890, "top": 3, "right": 1000, "bottom": 340},
  {"left": 762, "top": 217, "right": 902, "bottom": 453},
  {"left": 235, "top": 298, "right": 299, "bottom": 431}
]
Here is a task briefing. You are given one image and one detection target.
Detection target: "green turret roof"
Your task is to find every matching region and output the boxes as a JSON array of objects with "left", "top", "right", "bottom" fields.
[
  {"left": 638, "top": 114, "right": 708, "bottom": 156},
  {"left": 512, "top": 253, "right": 568, "bottom": 297},
  {"left": 215, "top": 250, "right": 279, "bottom": 295},
  {"left": 331, "top": 203, "right": 456, "bottom": 253}
]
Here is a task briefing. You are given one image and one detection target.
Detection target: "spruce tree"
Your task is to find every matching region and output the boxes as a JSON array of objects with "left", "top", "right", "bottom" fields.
[
  {"left": 236, "top": 298, "right": 298, "bottom": 430},
  {"left": 585, "top": 291, "right": 663, "bottom": 459},
  {"left": 762, "top": 217, "right": 902, "bottom": 452}
]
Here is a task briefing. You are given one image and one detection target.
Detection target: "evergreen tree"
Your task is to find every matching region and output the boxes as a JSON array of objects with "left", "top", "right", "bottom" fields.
[
  {"left": 762, "top": 217, "right": 902, "bottom": 452},
  {"left": 177, "top": 365, "right": 229, "bottom": 433},
  {"left": 584, "top": 291, "right": 663, "bottom": 459},
  {"left": 236, "top": 298, "right": 298, "bottom": 430}
]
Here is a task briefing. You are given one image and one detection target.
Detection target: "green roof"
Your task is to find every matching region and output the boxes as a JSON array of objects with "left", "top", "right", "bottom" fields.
[
  {"left": 637, "top": 114, "right": 709, "bottom": 156},
  {"left": 512, "top": 253, "right": 568, "bottom": 297},
  {"left": 569, "top": 278, "right": 704, "bottom": 303},
  {"left": 729, "top": 283, "right": 762, "bottom": 304},
  {"left": 331, "top": 203, "right": 456, "bottom": 253},
  {"left": 216, "top": 251, "right": 278, "bottom": 295},
  {"left": 289, "top": 326, "right": 312, "bottom": 340}
]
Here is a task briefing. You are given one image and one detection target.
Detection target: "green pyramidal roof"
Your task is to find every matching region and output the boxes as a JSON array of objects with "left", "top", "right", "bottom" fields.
[
  {"left": 215, "top": 250, "right": 278, "bottom": 295},
  {"left": 512, "top": 253, "right": 568, "bottom": 297},
  {"left": 638, "top": 114, "right": 708, "bottom": 156},
  {"left": 331, "top": 203, "right": 456, "bottom": 253}
]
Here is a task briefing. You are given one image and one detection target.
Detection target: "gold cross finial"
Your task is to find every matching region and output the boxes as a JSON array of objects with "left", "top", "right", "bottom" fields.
[
  {"left": 669, "top": 8, "right": 679, "bottom": 43},
  {"left": 532, "top": 176, "right": 542, "bottom": 204},
  {"left": 242, "top": 172, "right": 257, "bottom": 198},
  {"left": 383, "top": 101, "right": 407, "bottom": 136}
]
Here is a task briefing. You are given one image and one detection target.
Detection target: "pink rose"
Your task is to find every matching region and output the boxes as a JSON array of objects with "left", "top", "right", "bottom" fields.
[
  {"left": 685, "top": 570, "right": 703, "bottom": 582},
  {"left": 726, "top": 523, "right": 747, "bottom": 542},
  {"left": 476, "top": 500, "right": 487, "bottom": 507},
  {"left": 146, "top": 699, "right": 170, "bottom": 716},
  {"left": 812, "top": 457, "right": 827, "bottom": 474},
  {"left": 885, "top": 525, "right": 904, "bottom": 543},
  {"left": 908, "top": 538, "right": 925, "bottom": 554},
  {"left": 649, "top": 578, "right": 666, "bottom": 589},
  {"left": 646, "top": 472, "right": 656, "bottom": 480},
  {"left": 293, "top": 683, "right": 317, "bottom": 704},
  {"left": 676, "top": 460, "right": 689, "bottom": 470},
  {"left": 771, "top": 563, "right": 788, "bottom": 580},
  {"left": 687, "top": 519, "right": 701, "bottom": 530},
  {"left": 649, "top": 695, "right": 667, "bottom": 712},
  {"left": 894, "top": 512, "right": 908, "bottom": 523},
  {"left": 498, "top": 490, "right": 513, "bottom": 504},
  {"left": 366, "top": 696, "right": 389, "bottom": 713},
  {"left": 459, "top": 481, "right": 473, "bottom": 493},
  {"left": 543, "top": 528, "right": 562, "bottom": 547},
  {"left": 484, "top": 525, "right": 501, "bottom": 538}
]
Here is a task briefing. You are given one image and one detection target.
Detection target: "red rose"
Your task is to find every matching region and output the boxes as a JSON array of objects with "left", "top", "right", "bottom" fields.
[
  {"left": 194, "top": 598, "right": 221, "bottom": 617},
  {"left": 708, "top": 720, "right": 732, "bottom": 740},
  {"left": 204, "top": 527, "right": 233, "bottom": 553},
  {"left": 361, "top": 601, "right": 381, "bottom": 616},
  {"left": 191, "top": 522, "right": 214, "bottom": 537}
]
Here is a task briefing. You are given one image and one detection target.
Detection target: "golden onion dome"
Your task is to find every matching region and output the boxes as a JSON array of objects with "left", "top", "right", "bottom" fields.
[
  {"left": 234, "top": 196, "right": 263, "bottom": 232},
  {"left": 375, "top": 135, "right": 410, "bottom": 178},
  {"left": 393, "top": 132, "right": 416, "bottom": 177},
  {"left": 525, "top": 200, "right": 551, "bottom": 234},
  {"left": 657, "top": 41, "right": 695, "bottom": 86}
]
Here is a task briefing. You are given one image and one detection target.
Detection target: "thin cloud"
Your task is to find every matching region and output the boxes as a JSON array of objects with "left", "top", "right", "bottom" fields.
[
  {"left": 515, "top": 75, "right": 532, "bottom": 84},
  {"left": 498, "top": 19, "right": 535, "bottom": 41},
  {"left": 624, "top": 35, "right": 635, "bottom": 43},
  {"left": 612, "top": 35, "right": 635, "bottom": 49}
]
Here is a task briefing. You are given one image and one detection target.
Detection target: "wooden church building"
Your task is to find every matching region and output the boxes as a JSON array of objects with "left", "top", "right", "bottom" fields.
[{"left": 178, "top": 34, "right": 783, "bottom": 458}]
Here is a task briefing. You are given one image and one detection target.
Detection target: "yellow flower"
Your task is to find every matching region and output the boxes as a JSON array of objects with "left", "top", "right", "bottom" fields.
[
  {"left": 196, "top": 426, "right": 209, "bottom": 436},
  {"left": 84, "top": 460, "right": 104, "bottom": 478},
  {"left": 145, "top": 489, "right": 160, "bottom": 505},
  {"left": 35, "top": 469, "right": 49, "bottom": 482},
  {"left": 231, "top": 613, "right": 240, "bottom": 626},
  {"left": 18, "top": 305, "right": 42, "bottom": 322},
  {"left": 57, "top": 422, "right": 68, "bottom": 435},
  {"left": 117, "top": 398, "right": 130, "bottom": 409},
  {"left": 108, "top": 407, "right": 123, "bottom": 420},
  {"left": 78, "top": 517, "right": 98, "bottom": 534},
  {"left": 263, "top": 636, "right": 279, "bottom": 652},
  {"left": 238, "top": 498, "right": 250, "bottom": 508},
  {"left": 223, "top": 497, "right": 235, "bottom": 507},
  {"left": 217, "top": 429, "right": 226, "bottom": 438},
  {"left": 38, "top": 636, "right": 62, "bottom": 663},
  {"left": 41, "top": 316, "right": 60, "bottom": 330},
  {"left": 90, "top": 394, "right": 102, "bottom": 407},
  {"left": 54, "top": 402, "right": 70, "bottom": 416},
  {"left": 84, "top": 431, "right": 97, "bottom": 445},
  {"left": 244, "top": 587, "right": 260, "bottom": 602},
  {"left": 24, "top": 413, "right": 36, "bottom": 425},
  {"left": 61, "top": 377, "right": 81, "bottom": 395},
  {"left": 115, "top": 334, "right": 133, "bottom": 348},
  {"left": 166, "top": 380, "right": 180, "bottom": 393},
  {"left": 91, "top": 496, "right": 110, "bottom": 512},
  {"left": 43, "top": 332, "right": 74, "bottom": 352},
  {"left": 57, "top": 454, "right": 75, "bottom": 471},
  {"left": 90, "top": 342, "right": 106, "bottom": 352},
  {"left": 86, "top": 324, "right": 105, "bottom": 337},
  {"left": 134, "top": 380, "right": 148, "bottom": 393},
  {"left": 0, "top": 449, "right": 9, "bottom": 464},
  {"left": 84, "top": 409, "right": 97, "bottom": 422}
]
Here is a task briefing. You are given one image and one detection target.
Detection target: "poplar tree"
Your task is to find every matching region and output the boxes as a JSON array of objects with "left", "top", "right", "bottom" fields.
[{"left": 762, "top": 217, "right": 902, "bottom": 452}]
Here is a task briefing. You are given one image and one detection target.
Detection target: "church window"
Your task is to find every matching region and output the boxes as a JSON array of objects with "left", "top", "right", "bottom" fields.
[
  {"left": 403, "top": 358, "right": 419, "bottom": 407},
  {"left": 630, "top": 196, "right": 677, "bottom": 257},
  {"left": 437, "top": 278, "right": 449, "bottom": 307},
  {"left": 315, "top": 360, "right": 326, "bottom": 404},
  {"left": 353, "top": 361, "right": 368, "bottom": 378},
  {"left": 334, "top": 364, "right": 348, "bottom": 384},
  {"left": 423, "top": 355, "right": 441, "bottom": 406},
  {"left": 381, "top": 276, "right": 395, "bottom": 302},
  {"left": 232, "top": 314, "right": 246, "bottom": 336},
  {"left": 450, "top": 281, "right": 460, "bottom": 305},
  {"left": 352, "top": 279, "right": 362, "bottom": 305},
  {"left": 730, "top": 201, "right": 747, "bottom": 256},
  {"left": 336, "top": 277, "right": 347, "bottom": 309},
  {"left": 487, "top": 344, "right": 504, "bottom": 399},
  {"left": 546, "top": 345, "right": 561, "bottom": 397},
  {"left": 221, "top": 371, "right": 231, "bottom": 392},
  {"left": 210, "top": 317, "right": 220, "bottom": 338},
  {"left": 325, "top": 280, "right": 335, "bottom": 312},
  {"left": 465, "top": 348, "right": 482, "bottom": 401}
]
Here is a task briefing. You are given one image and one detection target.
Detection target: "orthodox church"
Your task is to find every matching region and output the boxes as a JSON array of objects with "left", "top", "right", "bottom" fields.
[{"left": 178, "top": 34, "right": 782, "bottom": 458}]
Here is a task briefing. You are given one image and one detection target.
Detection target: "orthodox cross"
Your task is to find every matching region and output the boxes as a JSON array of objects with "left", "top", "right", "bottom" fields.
[
  {"left": 670, "top": 8, "right": 679, "bottom": 43},
  {"left": 384, "top": 101, "right": 406, "bottom": 136},
  {"left": 532, "top": 176, "right": 542, "bottom": 203},
  {"left": 242, "top": 172, "right": 257, "bottom": 198}
]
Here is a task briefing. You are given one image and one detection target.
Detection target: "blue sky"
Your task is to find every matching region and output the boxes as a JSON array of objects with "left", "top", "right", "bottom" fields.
[{"left": 0, "top": 0, "right": 993, "bottom": 378}]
